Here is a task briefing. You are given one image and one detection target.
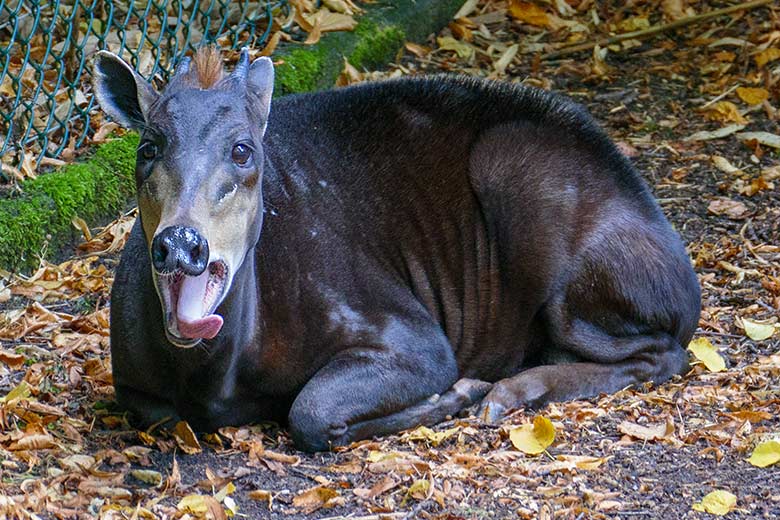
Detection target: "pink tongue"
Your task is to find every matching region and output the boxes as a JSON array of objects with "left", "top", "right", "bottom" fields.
[
  {"left": 175, "top": 269, "right": 224, "bottom": 339},
  {"left": 177, "top": 314, "right": 224, "bottom": 339}
]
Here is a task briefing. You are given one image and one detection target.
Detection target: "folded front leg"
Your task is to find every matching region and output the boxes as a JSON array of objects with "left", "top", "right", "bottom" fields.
[{"left": 288, "top": 317, "right": 469, "bottom": 452}]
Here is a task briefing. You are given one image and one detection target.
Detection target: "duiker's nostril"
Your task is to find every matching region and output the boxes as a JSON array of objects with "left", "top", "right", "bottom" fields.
[
  {"left": 152, "top": 226, "right": 208, "bottom": 275},
  {"left": 154, "top": 243, "right": 168, "bottom": 264}
]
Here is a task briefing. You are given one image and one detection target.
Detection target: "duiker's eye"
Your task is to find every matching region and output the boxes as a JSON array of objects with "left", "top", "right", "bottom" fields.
[
  {"left": 231, "top": 143, "right": 252, "bottom": 166},
  {"left": 139, "top": 141, "right": 158, "bottom": 161}
]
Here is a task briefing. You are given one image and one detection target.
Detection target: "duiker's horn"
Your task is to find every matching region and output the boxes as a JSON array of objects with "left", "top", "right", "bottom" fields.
[{"left": 232, "top": 48, "right": 251, "bottom": 81}]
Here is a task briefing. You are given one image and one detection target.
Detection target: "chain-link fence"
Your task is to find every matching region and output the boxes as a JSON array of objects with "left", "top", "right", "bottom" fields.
[{"left": 0, "top": 0, "right": 289, "bottom": 174}]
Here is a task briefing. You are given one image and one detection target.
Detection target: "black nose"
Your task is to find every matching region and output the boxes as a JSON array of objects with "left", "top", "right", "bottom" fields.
[{"left": 151, "top": 226, "right": 209, "bottom": 275}]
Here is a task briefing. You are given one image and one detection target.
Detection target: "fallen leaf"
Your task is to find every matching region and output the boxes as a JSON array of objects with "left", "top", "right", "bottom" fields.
[
  {"left": 687, "top": 337, "right": 726, "bottom": 372},
  {"left": 736, "top": 131, "right": 780, "bottom": 149},
  {"left": 736, "top": 87, "right": 769, "bottom": 105},
  {"left": 7, "top": 433, "right": 59, "bottom": 451},
  {"left": 0, "top": 349, "right": 25, "bottom": 369},
  {"left": 59, "top": 454, "right": 96, "bottom": 472},
  {"left": 740, "top": 318, "right": 776, "bottom": 341},
  {"left": 131, "top": 469, "right": 163, "bottom": 486},
  {"left": 174, "top": 421, "right": 202, "bottom": 454},
  {"left": 703, "top": 101, "right": 747, "bottom": 124},
  {"left": 509, "top": 416, "right": 555, "bottom": 454},
  {"left": 292, "top": 486, "right": 342, "bottom": 513},
  {"left": 707, "top": 198, "right": 749, "bottom": 219},
  {"left": 405, "top": 42, "right": 431, "bottom": 58},
  {"left": 683, "top": 124, "right": 745, "bottom": 141},
  {"left": 618, "top": 418, "right": 674, "bottom": 441},
  {"left": 494, "top": 44, "right": 519, "bottom": 75},
  {"left": 437, "top": 36, "right": 474, "bottom": 59},
  {"left": 404, "top": 425, "right": 459, "bottom": 446},
  {"left": 508, "top": 1, "right": 549, "bottom": 27},
  {"left": 0, "top": 380, "right": 32, "bottom": 404},
  {"left": 248, "top": 489, "right": 274, "bottom": 509},
  {"left": 754, "top": 47, "right": 780, "bottom": 68},
  {"left": 177, "top": 494, "right": 226, "bottom": 519},
  {"left": 746, "top": 440, "right": 780, "bottom": 468},
  {"left": 403, "top": 479, "right": 431, "bottom": 504},
  {"left": 711, "top": 155, "right": 742, "bottom": 174},
  {"left": 454, "top": 0, "right": 479, "bottom": 18},
  {"left": 692, "top": 490, "right": 737, "bottom": 515}
]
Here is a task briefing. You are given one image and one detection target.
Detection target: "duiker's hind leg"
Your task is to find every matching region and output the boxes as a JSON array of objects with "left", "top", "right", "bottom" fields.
[
  {"left": 478, "top": 328, "right": 689, "bottom": 421},
  {"left": 478, "top": 223, "right": 699, "bottom": 422}
]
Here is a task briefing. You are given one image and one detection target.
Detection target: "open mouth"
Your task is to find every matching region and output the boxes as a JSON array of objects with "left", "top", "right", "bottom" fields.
[{"left": 155, "top": 261, "right": 229, "bottom": 347}]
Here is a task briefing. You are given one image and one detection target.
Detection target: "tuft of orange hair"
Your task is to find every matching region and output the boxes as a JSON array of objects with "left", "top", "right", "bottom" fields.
[{"left": 191, "top": 46, "right": 224, "bottom": 89}]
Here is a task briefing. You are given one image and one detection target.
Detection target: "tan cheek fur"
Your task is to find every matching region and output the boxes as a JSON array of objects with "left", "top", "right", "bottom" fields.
[
  {"left": 202, "top": 188, "right": 259, "bottom": 263},
  {"left": 138, "top": 162, "right": 260, "bottom": 265}
]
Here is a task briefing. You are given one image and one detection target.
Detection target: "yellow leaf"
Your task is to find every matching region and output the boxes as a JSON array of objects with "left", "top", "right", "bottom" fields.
[
  {"left": 215, "top": 481, "right": 236, "bottom": 502},
  {"left": 508, "top": 1, "right": 549, "bottom": 27},
  {"left": 138, "top": 431, "right": 156, "bottom": 446},
  {"left": 130, "top": 469, "right": 163, "bottom": 486},
  {"left": 402, "top": 479, "right": 431, "bottom": 505},
  {"left": 0, "top": 380, "right": 31, "bottom": 404},
  {"left": 177, "top": 494, "right": 226, "bottom": 519},
  {"left": 509, "top": 415, "right": 555, "bottom": 454},
  {"left": 692, "top": 490, "right": 737, "bottom": 515},
  {"left": 616, "top": 16, "right": 650, "bottom": 32},
  {"left": 404, "top": 425, "right": 459, "bottom": 446},
  {"left": 741, "top": 318, "right": 776, "bottom": 341},
  {"left": 436, "top": 36, "right": 474, "bottom": 59},
  {"left": 703, "top": 101, "right": 747, "bottom": 124},
  {"left": 736, "top": 87, "right": 769, "bottom": 105},
  {"left": 747, "top": 440, "right": 780, "bottom": 468},
  {"left": 687, "top": 337, "right": 726, "bottom": 372},
  {"left": 177, "top": 494, "right": 208, "bottom": 513},
  {"left": 755, "top": 48, "right": 780, "bottom": 68}
]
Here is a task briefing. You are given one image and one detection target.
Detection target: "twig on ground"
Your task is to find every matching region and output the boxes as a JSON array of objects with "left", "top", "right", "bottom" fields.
[{"left": 542, "top": 0, "right": 774, "bottom": 60}]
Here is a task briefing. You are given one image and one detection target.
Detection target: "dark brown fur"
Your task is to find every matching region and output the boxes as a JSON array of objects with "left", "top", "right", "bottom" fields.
[{"left": 93, "top": 50, "right": 701, "bottom": 453}]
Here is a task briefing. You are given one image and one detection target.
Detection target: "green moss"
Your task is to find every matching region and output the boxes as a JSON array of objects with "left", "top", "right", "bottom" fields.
[
  {"left": 274, "top": 47, "right": 328, "bottom": 96},
  {"left": 0, "top": 133, "right": 139, "bottom": 272},
  {"left": 349, "top": 21, "right": 406, "bottom": 70}
]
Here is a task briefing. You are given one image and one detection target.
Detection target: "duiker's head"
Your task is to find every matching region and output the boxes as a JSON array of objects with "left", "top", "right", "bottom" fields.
[{"left": 92, "top": 48, "right": 273, "bottom": 347}]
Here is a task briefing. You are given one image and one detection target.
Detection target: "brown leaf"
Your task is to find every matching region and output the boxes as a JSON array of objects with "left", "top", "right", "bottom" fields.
[
  {"left": 405, "top": 42, "right": 431, "bottom": 58},
  {"left": 174, "top": 421, "right": 202, "bottom": 454},
  {"left": 248, "top": 489, "right": 274, "bottom": 509},
  {"left": 0, "top": 349, "right": 25, "bottom": 369},
  {"left": 7, "top": 432, "right": 59, "bottom": 451},
  {"left": 707, "top": 198, "right": 749, "bottom": 219},
  {"left": 293, "top": 486, "right": 342, "bottom": 513}
]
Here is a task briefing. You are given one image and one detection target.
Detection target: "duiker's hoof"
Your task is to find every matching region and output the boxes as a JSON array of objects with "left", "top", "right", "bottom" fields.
[{"left": 476, "top": 401, "right": 507, "bottom": 424}]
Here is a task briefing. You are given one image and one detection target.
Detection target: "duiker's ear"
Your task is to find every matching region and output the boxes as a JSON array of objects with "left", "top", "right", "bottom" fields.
[
  {"left": 92, "top": 51, "right": 159, "bottom": 129},
  {"left": 247, "top": 57, "right": 274, "bottom": 122}
]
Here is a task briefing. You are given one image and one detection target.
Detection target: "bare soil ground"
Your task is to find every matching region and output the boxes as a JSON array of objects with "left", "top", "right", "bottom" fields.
[{"left": 1, "top": 2, "right": 779, "bottom": 519}]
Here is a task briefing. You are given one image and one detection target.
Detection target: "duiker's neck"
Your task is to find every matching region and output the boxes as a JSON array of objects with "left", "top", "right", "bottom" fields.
[{"left": 216, "top": 251, "right": 261, "bottom": 349}]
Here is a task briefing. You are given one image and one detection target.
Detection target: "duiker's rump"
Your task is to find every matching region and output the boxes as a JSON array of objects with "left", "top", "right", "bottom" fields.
[{"left": 93, "top": 48, "right": 700, "bottom": 452}]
